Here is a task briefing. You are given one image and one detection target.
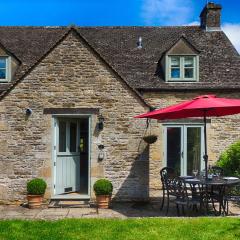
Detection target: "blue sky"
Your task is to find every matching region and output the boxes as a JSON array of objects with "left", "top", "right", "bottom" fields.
[{"left": 0, "top": 0, "right": 239, "bottom": 51}]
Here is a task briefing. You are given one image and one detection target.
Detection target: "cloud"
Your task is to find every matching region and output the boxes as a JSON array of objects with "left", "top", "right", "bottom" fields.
[
  {"left": 141, "top": 0, "right": 194, "bottom": 26},
  {"left": 187, "top": 21, "right": 199, "bottom": 26},
  {"left": 222, "top": 23, "right": 240, "bottom": 53}
]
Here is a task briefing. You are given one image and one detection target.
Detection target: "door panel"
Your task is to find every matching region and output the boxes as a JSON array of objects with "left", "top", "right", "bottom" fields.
[
  {"left": 55, "top": 118, "right": 80, "bottom": 195},
  {"left": 56, "top": 155, "right": 80, "bottom": 194},
  {"left": 186, "top": 127, "right": 202, "bottom": 175},
  {"left": 166, "top": 127, "right": 182, "bottom": 176},
  {"left": 165, "top": 125, "right": 203, "bottom": 176}
]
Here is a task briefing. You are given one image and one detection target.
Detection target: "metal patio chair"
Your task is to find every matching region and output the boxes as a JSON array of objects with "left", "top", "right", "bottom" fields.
[
  {"left": 174, "top": 178, "right": 203, "bottom": 216},
  {"left": 160, "top": 167, "right": 177, "bottom": 215},
  {"left": 223, "top": 184, "right": 240, "bottom": 215}
]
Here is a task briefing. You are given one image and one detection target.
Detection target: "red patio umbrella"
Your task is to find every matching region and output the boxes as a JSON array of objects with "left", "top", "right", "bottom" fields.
[{"left": 135, "top": 95, "right": 240, "bottom": 178}]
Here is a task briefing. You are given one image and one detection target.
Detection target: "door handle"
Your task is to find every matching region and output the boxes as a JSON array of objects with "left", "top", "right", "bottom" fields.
[{"left": 181, "top": 151, "right": 184, "bottom": 158}]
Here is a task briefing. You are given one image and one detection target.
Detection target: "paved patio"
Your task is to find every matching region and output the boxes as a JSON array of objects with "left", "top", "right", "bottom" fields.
[{"left": 0, "top": 201, "right": 239, "bottom": 220}]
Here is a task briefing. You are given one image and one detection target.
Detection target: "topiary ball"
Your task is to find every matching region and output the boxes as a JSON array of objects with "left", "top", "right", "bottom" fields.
[
  {"left": 93, "top": 179, "right": 113, "bottom": 196},
  {"left": 27, "top": 178, "right": 47, "bottom": 195}
]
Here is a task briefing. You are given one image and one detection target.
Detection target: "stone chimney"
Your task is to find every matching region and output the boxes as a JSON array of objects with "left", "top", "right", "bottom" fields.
[{"left": 200, "top": 2, "right": 222, "bottom": 31}]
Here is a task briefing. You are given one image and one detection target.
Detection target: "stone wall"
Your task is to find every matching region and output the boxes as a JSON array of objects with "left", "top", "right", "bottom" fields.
[
  {"left": 143, "top": 91, "right": 240, "bottom": 199},
  {"left": 0, "top": 31, "right": 149, "bottom": 203}
]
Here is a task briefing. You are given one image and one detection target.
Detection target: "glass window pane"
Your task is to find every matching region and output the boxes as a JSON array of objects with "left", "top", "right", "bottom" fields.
[
  {"left": 0, "top": 58, "right": 6, "bottom": 68},
  {"left": 187, "top": 127, "right": 201, "bottom": 175},
  {"left": 59, "top": 121, "right": 67, "bottom": 152},
  {"left": 184, "top": 68, "right": 194, "bottom": 78},
  {"left": 167, "top": 127, "right": 181, "bottom": 176},
  {"left": 0, "top": 69, "right": 6, "bottom": 79},
  {"left": 70, "top": 122, "right": 77, "bottom": 152},
  {"left": 170, "top": 57, "right": 180, "bottom": 67},
  {"left": 184, "top": 57, "right": 194, "bottom": 67},
  {"left": 171, "top": 68, "right": 180, "bottom": 78}
]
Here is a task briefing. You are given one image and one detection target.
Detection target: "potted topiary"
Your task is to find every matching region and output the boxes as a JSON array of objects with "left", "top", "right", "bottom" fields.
[
  {"left": 93, "top": 179, "right": 113, "bottom": 209},
  {"left": 27, "top": 178, "right": 47, "bottom": 209}
]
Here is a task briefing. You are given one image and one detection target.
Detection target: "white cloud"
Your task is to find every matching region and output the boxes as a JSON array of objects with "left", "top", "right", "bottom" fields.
[
  {"left": 222, "top": 23, "right": 240, "bottom": 53},
  {"left": 187, "top": 21, "right": 199, "bottom": 26},
  {"left": 141, "top": 0, "right": 194, "bottom": 26}
]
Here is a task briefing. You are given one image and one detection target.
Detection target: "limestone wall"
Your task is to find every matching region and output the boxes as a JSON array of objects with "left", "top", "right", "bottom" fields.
[{"left": 0, "top": 31, "right": 149, "bottom": 203}]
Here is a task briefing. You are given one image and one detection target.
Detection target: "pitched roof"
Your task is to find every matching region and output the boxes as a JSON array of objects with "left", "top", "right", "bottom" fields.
[
  {"left": 0, "top": 27, "right": 150, "bottom": 107},
  {"left": 0, "top": 25, "right": 239, "bottom": 94}
]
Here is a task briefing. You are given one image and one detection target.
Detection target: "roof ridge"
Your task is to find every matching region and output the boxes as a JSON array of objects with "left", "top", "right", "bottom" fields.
[
  {"left": 0, "top": 25, "right": 200, "bottom": 29},
  {"left": 0, "top": 26, "right": 68, "bottom": 29},
  {"left": 77, "top": 25, "right": 200, "bottom": 29}
]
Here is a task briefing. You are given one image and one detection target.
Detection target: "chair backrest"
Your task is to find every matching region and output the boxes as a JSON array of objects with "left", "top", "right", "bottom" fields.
[
  {"left": 160, "top": 167, "right": 175, "bottom": 179},
  {"left": 160, "top": 167, "right": 175, "bottom": 183},
  {"left": 211, "top": 166, "right": 224, "bottom": 176},
  {"left": 160, "top": 167, "right": 176, "bottom": 195},
  {"left": 174, "top": 178, "right": 189, "bottom": 201}
]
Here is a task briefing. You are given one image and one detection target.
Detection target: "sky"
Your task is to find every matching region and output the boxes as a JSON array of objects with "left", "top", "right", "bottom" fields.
[{"left": 0, "top": 0, "right": 239, "bottom": 52}]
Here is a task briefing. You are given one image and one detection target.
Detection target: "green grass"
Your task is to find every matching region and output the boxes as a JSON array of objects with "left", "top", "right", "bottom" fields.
[{"left": 0, "top": 218, "right": 239, "bottom": 240}]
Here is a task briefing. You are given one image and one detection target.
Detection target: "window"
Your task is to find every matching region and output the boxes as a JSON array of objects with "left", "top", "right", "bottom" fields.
[
  {"left": 0, "top": 57, "right": 9, "bottom": 82},
  {"left": 167, "top": 55, "right": 198, "bottom": 82}
]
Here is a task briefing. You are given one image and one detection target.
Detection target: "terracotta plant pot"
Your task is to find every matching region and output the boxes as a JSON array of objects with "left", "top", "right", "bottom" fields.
[
  {"left": 143, "top": 135, "right": 158, "bottom": 144},
  {"left": 27, "top": 195, "right": 43, "bottom": 209},
  {"left": 96, "top": 195, "right": 111, "bottom": 209}
]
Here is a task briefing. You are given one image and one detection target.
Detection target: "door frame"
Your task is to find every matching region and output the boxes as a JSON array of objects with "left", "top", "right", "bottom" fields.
[
  {"left": 51, "top": 114, "right": 92, "bottom": 199},
  {"left": 163, "top": 123, "right": 205, "bottom": 176}
]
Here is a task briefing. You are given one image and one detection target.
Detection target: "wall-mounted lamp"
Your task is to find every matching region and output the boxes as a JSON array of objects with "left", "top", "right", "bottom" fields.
[
  {"left": 25, "top": 108, "right": 32, "bottom": 116},
  {"left": 98, "top": 114, "right": 105, "bottom": 131},
  {"left": 98, "top": 144, "right": 105, "bottom": 161}
]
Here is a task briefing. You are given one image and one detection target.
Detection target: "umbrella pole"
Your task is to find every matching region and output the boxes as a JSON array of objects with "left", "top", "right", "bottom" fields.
[{"left": 203, "top": 113, "right": 208, "bottom": 179}]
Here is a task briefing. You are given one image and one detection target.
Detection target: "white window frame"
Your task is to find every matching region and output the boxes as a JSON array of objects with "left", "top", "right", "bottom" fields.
[
  {"left": 0, "top": 56, "right": 11, "bottom": 83},
  {"left": 166, "top": 55, "right": 199, "bottom": 82}
]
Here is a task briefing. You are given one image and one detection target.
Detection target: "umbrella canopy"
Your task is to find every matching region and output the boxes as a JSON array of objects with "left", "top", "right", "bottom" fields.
[{"left": 135, "top": 95, "right": 240, "bottom": 178}]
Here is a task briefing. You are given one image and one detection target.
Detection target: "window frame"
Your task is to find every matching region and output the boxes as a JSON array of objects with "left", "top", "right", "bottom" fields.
[
  {"left": 0, "top": 56, "right": 10, "bottom": 83},
  {"left": 166, "top": 55, "right": 199, "bottom": 82}
]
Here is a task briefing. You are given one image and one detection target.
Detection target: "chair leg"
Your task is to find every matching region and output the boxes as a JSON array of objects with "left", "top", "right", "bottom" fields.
[
  {"left": 160, "top": 189, "right": 165, "bottom": 210},
  {"left": 165, "top": 193, "right": 170, "bottom": 216},
  {"left": 222, "top": 199, "right": 227, "bottom": 216},
  {"left": 176, "top": 204, "right": 180, "bottom": 216},
  {"left": 226, "top": 200, "right": 229, "bottom": 215},
  {"left": 181, "top": 205, "right": 185, "bottom": 216}
]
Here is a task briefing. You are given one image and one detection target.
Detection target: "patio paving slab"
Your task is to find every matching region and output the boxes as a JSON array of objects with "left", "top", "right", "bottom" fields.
[{"left": 0, "top": 201, "right": 238, "bottom": 220}]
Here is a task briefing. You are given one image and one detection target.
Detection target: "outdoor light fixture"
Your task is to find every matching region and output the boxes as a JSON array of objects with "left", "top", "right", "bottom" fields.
[
  {"left": 25, "top": 108, "right": 32, "bottom": 116},
  {"left": 98, "top": 144, "right": 105, "bottom": 161},
  {"left": 98, "top": 114, "right": 104, "bottom": 131}
]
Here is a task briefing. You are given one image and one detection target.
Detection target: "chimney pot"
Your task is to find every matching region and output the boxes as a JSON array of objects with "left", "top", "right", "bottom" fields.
[{"left": 200, "top": 2, "right": 222, "bottom": 31}]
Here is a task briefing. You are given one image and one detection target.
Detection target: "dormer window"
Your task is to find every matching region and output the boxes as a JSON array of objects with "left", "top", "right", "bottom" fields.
[
  {"left": 0, "top": 57, "right": 10, "bottom": 82},
  {"left": 168, "top": 55, "right": 198, "bottom": 82},
  {"left": 163, "top": 37, "right": 200, "bottom": 83}
]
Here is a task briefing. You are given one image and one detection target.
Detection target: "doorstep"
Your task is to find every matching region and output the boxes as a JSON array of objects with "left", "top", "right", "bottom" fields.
[{"left": 49, "top": 199, "right": 91, "bottom": 208}]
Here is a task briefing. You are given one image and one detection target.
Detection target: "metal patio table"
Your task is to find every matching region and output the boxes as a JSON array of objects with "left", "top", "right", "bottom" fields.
[{"left": 184, "top": 177, "right": 240, "bottom": 215}]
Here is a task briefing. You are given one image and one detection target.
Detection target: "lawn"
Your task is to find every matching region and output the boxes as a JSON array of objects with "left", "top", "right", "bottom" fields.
[{"left": 0, "top": 218, "right": 239, "bottom": 240}]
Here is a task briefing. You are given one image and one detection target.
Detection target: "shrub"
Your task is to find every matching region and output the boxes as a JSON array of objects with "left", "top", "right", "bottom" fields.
[
  {"left": 27, "top": 178, "right": 47, "bottom": 195},
  {"left": 93, "top": 179, "right": 113, "bottom": 196},
  {"left": 216, "top": 141, "right": 240, "bottom": 177}
]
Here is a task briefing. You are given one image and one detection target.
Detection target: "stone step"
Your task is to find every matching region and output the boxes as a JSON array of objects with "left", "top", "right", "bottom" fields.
[{"left": 49, "top": 200, "right": 91, "bottom": 208}]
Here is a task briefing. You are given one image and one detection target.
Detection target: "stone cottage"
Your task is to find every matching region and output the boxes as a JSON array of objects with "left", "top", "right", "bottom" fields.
[{"left": 0, "top": 2, "right": 239, "bottom": 203}]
